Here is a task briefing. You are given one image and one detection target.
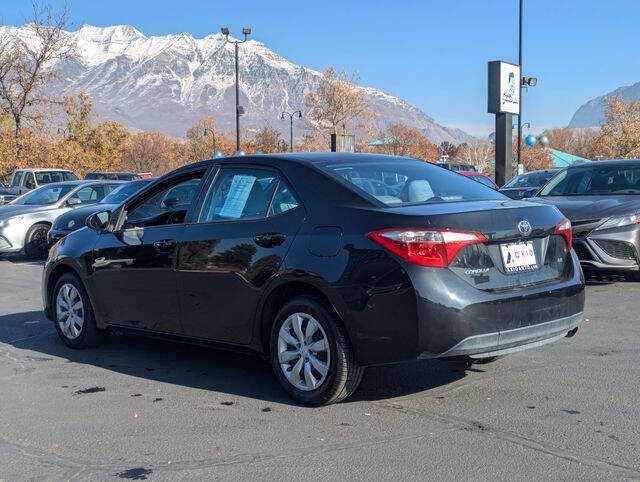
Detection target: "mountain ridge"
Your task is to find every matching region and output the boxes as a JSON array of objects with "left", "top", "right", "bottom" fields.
[{"left": 0, "top": 24, "right": 474, "bottom": 145}]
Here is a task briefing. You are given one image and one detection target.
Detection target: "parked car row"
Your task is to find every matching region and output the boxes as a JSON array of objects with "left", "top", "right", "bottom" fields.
[
  {"left": 0, "top": 169, "right": 151, "bottom": 205},
  {"left": 0, "top": 178, "right": 153, "bottom": 258},
  {"left": 40, "top": 153, "right": 585, "bottom": 406}
]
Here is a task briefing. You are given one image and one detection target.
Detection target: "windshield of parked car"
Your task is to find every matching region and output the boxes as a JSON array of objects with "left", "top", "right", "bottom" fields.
[
  {"left": 539, "top": 165, "right": 640, "bottom": 196},
  {"left": 35, "top": 171, "right": 78, "bottom": 184},
  {"left": 101, "top": 180, "right": 150, "bottom": 205},
  {"left": 13, "top": 184, "right": 75, "bottom": 205},
  {"left": 321, "top": 159, "right": 506, "bottom": 206},
  {"left": 503, "top": 171, "right": 557, "bottom": 189}
]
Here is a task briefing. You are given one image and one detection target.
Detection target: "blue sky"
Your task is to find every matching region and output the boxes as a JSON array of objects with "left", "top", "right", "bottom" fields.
[{"left": 3, "top": 0, "right": 639, "bottom": 137}]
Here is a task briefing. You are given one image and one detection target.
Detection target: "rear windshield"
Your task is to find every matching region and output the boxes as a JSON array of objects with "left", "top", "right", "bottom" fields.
[
  {"left": 503, "top": 171, "right": 557, "bottom": 189},
  {"left": 36, "top": 171, "right": 78, "bottom": 184},
  {"left": 321, "top": 159, "right": 506, "bottom": 206},
  {"left": 540, "top": 165, "right": 640, "bottom": 196}
]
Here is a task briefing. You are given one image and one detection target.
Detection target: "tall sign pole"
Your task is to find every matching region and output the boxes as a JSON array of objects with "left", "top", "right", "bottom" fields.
[
  {"left": 516, "top": 0, "right": 524, "bottom": 174},
  {"left": 488, "top": 61, "right": 520, "bottom": 186}
]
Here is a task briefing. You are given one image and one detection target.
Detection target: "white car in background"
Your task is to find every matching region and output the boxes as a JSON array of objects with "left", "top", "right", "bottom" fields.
[{"left": 0, "top": 180, "right": 121, "bottom": 258}]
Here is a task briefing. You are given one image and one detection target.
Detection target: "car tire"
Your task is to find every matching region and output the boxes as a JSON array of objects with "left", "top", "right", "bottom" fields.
[
  {"left": 53, "top": 273, "right": 105, "bottom": 349},
  {"left": 270, "top": 296, "right": 364, "bottom": 406},
  {"left": 24, "top": 222, "right": 50, "bottom": 259}
]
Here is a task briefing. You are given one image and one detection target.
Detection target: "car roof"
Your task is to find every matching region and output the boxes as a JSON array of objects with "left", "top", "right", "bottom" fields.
[
  {"left": 39, "top": 180, "right": 122, "bottom": 187},
  {"left": 14, "top": 168, "right": 73, "bottom": 172},
  {"left": 567, "top": 159, "right": 640, "bottom": 168},
  {"left": 174, "top": 152, "right": 437, "bottom": 174}
]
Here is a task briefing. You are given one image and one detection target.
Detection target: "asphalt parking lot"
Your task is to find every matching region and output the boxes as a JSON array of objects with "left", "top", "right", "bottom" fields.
[{"left": 1, "top": 254, "right": 639, "bottom": 481}]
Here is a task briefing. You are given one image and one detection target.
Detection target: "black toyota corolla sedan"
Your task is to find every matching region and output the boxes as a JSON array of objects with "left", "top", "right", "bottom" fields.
[{"left": 43, "top": 153, "right": 585, "bottom": 405}]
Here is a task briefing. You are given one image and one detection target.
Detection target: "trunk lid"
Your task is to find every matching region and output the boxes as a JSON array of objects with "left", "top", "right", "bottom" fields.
[{"left": 383, "top": 200, "right": 571, "bottom": 291}]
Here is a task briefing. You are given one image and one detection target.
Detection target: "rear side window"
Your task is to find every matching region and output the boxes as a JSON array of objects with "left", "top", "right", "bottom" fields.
[
  {"left": 36, "top": 171, "right": 77, "bottom": 184},
  {"left": 200, "top": 168, "right": 279, "bottom": 222},
  {"left": 268, "top": 180, "right": 300, "bottom": 216},
  {"left": 474, "top": 175, "right": 496, "bottom": 188},
  {"left": 321, "top": 159, "right": 505, "bottom": 206}
]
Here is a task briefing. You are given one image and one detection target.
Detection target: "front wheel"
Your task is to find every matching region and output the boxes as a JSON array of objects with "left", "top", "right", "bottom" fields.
[
  {"left": 270, "top": 296, "right": 364, "bottom": 406},
  {"left": 24, "top": 222, "right": 50, "bottom": 259},
  {"left": 53, "top": 273, "right": 105, "bottom": 348}
]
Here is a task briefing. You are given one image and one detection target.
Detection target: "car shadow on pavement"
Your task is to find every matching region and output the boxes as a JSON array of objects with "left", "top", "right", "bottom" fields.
[
  {"left": 0, "top": 310, "right": 470, "bottom": 406},
  {"left": 0, "top": 253, "right": 45, "bottom": 266}
]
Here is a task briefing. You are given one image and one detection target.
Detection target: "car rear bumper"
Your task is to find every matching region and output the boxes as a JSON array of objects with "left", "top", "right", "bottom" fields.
[
  {"left": 435, "top": 312, "right": 583, "bottom": 359},
  {"left": 344, "top": 248, "right": 585, "bottom": 366}
]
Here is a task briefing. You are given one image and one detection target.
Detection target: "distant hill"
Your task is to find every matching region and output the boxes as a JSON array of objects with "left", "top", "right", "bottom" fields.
[
  {"left": 0, "top": 24, "right": 474, "bottom": 145},
  {"left": 569, "top": 81, "right": 640, "bottom": 127}
]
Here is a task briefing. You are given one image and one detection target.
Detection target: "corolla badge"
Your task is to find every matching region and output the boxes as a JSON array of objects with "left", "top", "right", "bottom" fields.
[{"left": 517, "top": 219, "right": 532, "bottom": 236}]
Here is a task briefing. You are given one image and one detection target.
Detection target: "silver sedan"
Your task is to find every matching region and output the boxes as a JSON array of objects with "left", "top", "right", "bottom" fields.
[{"left": 0, "top": 180, "right": 122, "bottom": 258}]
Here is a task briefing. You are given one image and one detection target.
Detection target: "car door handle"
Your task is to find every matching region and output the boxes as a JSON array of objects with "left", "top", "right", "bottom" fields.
[
  {"left": 253, "top": 233, "right": 286, "bottom": 248},
  {"left": 153, "top": 239, "right": 177, "bottom": 251}
]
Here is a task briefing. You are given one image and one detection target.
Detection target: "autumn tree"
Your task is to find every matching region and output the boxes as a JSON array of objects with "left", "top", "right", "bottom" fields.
[
  {"left": 513, "top": 143, "right": 554, "bottom": 172},
  {"left": 454, "top": 140, "right": 495, "bottom": 173},
  {"left": 249, "top": 125, "right": 288, "bottom": 153},
  {"left": 370, "top": 123, "right": 439, "bottom": 162},
  {"left": 305, "top": 67, "right": 369, "bottom": 136},
  {"left": 438, "top": 141, "right": 458, "bottom": 159},
  {"left": 591, "top": 96, "right": 640, "bottom": 159},
  {"left": 0, "top": 1, "right": 74, "bottom": 163}
]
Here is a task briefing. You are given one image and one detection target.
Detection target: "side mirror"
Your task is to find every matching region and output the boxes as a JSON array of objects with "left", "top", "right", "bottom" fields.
[
  {"left": 86, "top": 210, "right": 111, "bottom": 232},
  {"left": 67, "top": 197, "right": 82, "bottom": 207}
]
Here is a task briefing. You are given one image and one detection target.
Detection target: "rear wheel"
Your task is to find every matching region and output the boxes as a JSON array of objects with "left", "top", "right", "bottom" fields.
[
  {"left": 270, "top": 296, "right": 364, "bottom": 406},
  {"left": 53, "top": 273, "right": 105, "bottom": 348},
  {"left": 24, "top": 222, "right": 50, "bottom": 259}
]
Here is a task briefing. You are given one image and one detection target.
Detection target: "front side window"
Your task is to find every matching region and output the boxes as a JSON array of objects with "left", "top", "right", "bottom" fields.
[
  {"left": 11, "top": 172, "right": 23, "bottom": 188},
  {"left": 540, "top": 165, "right": 640, "bottom": 196},
  {"left": 200, "top": 168, "right": 278, "bottom": 222},
  {"left": 24, "top": 172, "right": 36, "bottom": 189},
  {"left": 14, "top": 185, "right": 75, "bottom": 205},
  {"left": 125, "top": 174, "right": 203, "bottom": 228},
  {"left": 321, "top": 159, "right": 506, "bottom": 206}
]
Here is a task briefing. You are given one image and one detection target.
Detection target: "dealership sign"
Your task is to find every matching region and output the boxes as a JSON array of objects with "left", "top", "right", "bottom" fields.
[{"left": 488, "top": 61, "right": 520, "bottom": 115}]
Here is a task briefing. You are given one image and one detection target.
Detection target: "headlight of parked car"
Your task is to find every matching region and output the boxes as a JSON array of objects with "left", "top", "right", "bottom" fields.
[
  {"left": 595, "top": 213, "right": 640, "bottom": 231},
  {"left": 0, "top": 216, "right": 24, "bottom": 228}
]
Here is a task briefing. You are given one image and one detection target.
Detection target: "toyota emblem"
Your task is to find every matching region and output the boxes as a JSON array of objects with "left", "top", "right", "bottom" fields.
[{"left": 517, "top": 220, "right": 532, "bottom": 236}]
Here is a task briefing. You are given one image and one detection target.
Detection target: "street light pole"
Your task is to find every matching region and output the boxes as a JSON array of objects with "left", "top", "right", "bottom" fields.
[
  {"left": 280, "top": 110, "right": 302, "bottom": 152},
  {"left": 517, "top": 0, "right": 523, "bottom": 173},
  {"left": 204, "top": 128, "right": 216, "bottom": 156},
  {"left": 221, "top": 26, "right": 251, "bottom": 153}
]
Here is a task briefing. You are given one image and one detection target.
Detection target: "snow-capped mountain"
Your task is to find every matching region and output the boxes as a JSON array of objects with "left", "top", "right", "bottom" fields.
[
  {"left": 569, "top": 80, "right": 640, "bottom": 128},
  {"left": 0, "top": 24, "right": 473, "bottom": 145}
]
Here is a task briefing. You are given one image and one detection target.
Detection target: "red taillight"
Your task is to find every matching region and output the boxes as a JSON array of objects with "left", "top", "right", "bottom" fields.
[
  {"left": 367, "top": 228, "right": 487, "bottom": 268},
  {"left": 554, "top": 218, "right": 572, "bottom": 250}
]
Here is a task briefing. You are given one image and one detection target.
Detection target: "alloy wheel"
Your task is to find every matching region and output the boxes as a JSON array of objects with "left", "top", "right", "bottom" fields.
[
  {"left": 56, "top": 283, "right": 84, "bottom": 340},
  {"left": 277, "top": 313, "right": 330, "bottom": 391}
]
